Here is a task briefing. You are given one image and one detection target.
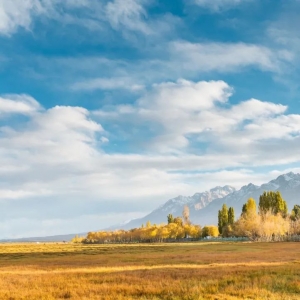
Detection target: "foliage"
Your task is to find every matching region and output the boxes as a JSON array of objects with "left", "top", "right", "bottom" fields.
[
  {"left": 228, "top": 207, "right": 235, "bottom": 225},
  {"left": 167, "top": 213, "right": 174, "bottom": 224},
  {"left": 71, "top": 235, "right": 85, "bottom": 243},
  {"left": 290, "top": 205, "right": 300, "bottom": 221},
  {"left": 242, "top": 198, "right": 257, "bottom": 217},
  {"left": 85, "top": 222, "right": 202, "bottom": 243},
  {"left": 82, "top": 190, "right": 299, "bottom": 244},
  {"left": 218, "top": 204, "right": 235, "bottom": 235},
  {"left": 259, "top": 191, "right": 288, "bottom": 217},
  {"left": 234, "top": 195, "right": 294, "bottom": 241},
  {"left": 202, "top": 225, "right": 219, "bottom": 237},
  {"left": 218, "top": 204, "right": 228, "bottom": 234},
  {"left": 173, "top": 216, "right": 183, "bottom": 226}
]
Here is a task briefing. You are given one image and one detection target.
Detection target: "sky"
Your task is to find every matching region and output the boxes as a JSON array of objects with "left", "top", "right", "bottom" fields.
[{"left": 1, "top": 0, "right": 300, "bottom": 238}]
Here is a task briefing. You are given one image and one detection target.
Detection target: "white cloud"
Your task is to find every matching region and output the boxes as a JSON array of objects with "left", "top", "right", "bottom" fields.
[
  {"left": 2, "top": 85, "right": 300, "bottom": 237},
  {"left": 193, "top": 0, "right": 252, "bottom": 11},
  {"left": 0, "top": 189, "right": 50, "bottom": 200},
  {"left": 27, "top": 38, "right": 292, "bottom": 97},
  {"left": 0, "top": 94, "right": 42, "bottom": 114},
  {"left": 105, "top": 0, "right": 150, "bottom": 34},
  {"left": 2, "top": 105, "right": 103, "bottom": 166},
  {"left": 71, "top": 77, "right": 144, "bottom": 91},
  {"left": 0, "top": 0, "right": 41, "bottom": 35},
  {"left": 170, "top": 41, "right": 288, "bottom": 73},
  {"left": 0, "top": 0, "right": 174, "bottom": 39},
  {"left": 0, "top": 0, "right": 94, "bottom": 35},
  {"left": 96, "top": 79, "right": 298, "bottom": 153},
  {"left": 61, "top": 40, "right": 291, "bottom": 93}
]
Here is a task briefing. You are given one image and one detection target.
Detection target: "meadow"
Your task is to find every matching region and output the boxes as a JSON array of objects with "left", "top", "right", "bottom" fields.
[{"left": 0, "top": 242, "right": 299, "bottom": 300}]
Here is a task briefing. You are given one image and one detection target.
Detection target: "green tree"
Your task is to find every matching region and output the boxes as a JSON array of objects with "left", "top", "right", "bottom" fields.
[
  {"left": 218, "top": 210, "right": 222, "bottom": 233},
  {"left": 259, "top": 191, "right": 288, "bottom": 217},
  {"left": 228, "top": 207, "right": 235, "bottom": 225},
  {"left": 291, "top": 205, "right": 300, "bottom": 221},
  {"left": 218, "top": 204, "right": 228, "bottom": 234},
  {"left": 167, "top": 214, "right": 174, "bottom": 224}
]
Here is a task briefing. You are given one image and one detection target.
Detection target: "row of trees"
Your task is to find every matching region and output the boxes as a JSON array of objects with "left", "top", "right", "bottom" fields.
[
  {"left": 82, "top": 222, "right": 219, "bottom": 244},
  {"left": 218, "top": 191, "right": 300, "bottom": 241},
  {"left": 218, "top": 205, "right": 234, "bottom": 234},
  {"left": 76, "top": 191, "right": 300, "bottom": 244},
  {"left": 79, "top": 206, "right": 219, "bottom": 243}
]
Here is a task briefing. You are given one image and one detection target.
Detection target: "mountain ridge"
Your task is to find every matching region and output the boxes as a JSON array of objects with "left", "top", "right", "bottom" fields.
[
  {"left": 2, "top": 172, "right": 300, "bottom": 242},
  {"left": 115, "top": 172, "right": 300, "bottom": 230}
]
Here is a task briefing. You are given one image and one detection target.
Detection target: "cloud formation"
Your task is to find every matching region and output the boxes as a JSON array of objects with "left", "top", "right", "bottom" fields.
[
  {"left": 62, "top": 39, "right": 290, "bottom": 94},
  {"left": 169, "top": 41, "right": 291, "bottom": 73},
  {"left": 72, "top": 77, "right": 144, "bottom": 91},
  {"left": 105, "top": 0, "right": 149, "bottom": 34},
  {"left": 0, "top": 94, "right": 42, "bottom": 114},
  {"left": 1, "top": 0, "right": 300, "bottom": 238},
  {"left": 95, "top": 79, "right": 297, "bottom": 154},
  {"left": 0, "top": 0, "right": 175, "bottom": 38},
  {"left": 193, "top": 0, "right": 252, "bottom": 11},
  {"left": 0, "top": 0, "right": 40, "bottom": 35},
  {"left": 1, "top": 81, "right": 300, "bottom": 237}
]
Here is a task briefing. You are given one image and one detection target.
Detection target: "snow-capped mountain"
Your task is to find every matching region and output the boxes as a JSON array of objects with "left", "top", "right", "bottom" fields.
[
  {"left": 116, "top": 172, "right": 300, "bottom": 230},
  {"left": 117, "top": 185, "right": 236, "bottom": 229},
  {"left": 158, "top": 185, "right": 236, "bottom": 213},
  {"left": 194, "top": 172, "right": 300, "bottom": 226}
]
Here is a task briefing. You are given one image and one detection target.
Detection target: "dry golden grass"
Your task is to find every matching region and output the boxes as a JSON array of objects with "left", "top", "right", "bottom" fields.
[{"left": 0, "top": 242, "right": 299, "bottom": 299}]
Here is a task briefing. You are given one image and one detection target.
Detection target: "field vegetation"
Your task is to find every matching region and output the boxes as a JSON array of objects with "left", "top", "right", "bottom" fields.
[
  {"left": 0, "top": 242, "right": 299, "bottom": 300},
  {"left": 81, "top": 192, "right": 300, "bottom": 244},
  {"left": 2, "top": 191, "right": 300, "bottom": 299}
]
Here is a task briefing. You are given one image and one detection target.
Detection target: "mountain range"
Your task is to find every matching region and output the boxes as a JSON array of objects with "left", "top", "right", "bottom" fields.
[
  {"left": 2, "top": 172, "right": 300, "bottom": 242},
  {"left": 115, "top": 172, "right": 300, "bottom": 230}
]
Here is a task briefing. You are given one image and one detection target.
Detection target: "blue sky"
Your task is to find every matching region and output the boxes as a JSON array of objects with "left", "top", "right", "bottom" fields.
[{"left": 1, "top": 0, "right": 300, "bottom": 238}]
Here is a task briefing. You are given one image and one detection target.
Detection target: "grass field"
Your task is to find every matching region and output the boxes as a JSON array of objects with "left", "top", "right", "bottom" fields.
[{"left": 0, "top": 242, "right": 299, "bottom": 300}]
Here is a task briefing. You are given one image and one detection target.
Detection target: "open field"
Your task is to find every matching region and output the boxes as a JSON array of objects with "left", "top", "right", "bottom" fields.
[{"left": 0, "top": 242, "right": 299, "bottom": 300}]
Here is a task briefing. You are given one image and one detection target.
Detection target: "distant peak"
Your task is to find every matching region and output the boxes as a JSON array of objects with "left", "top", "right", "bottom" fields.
[
  {"left": 273, "top": 172, "right": 300, "bottom": 183},
  {"left": 239, "top": 183, "right": 258, "bottom": 192},
  {"left": 210, "top": 185, "right": 236, "bottom": 192},
  {"left": 245, "top": 183, "right": 256, "bottom": 188}
]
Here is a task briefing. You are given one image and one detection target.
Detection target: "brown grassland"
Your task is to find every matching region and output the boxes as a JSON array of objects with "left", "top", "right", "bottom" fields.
[{"left": 0, "top": 242, "right": 299, "bottom": 300}]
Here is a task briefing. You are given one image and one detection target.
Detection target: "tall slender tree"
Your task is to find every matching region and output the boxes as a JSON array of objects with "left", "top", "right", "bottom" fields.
[
  {"left": 167, "top": 214, "right": 174, "bottom": 224},
  {"left": 218, "top": 204, "right": 229, "bottom": 234},
  {"left": 228, "top": 207, "right": 235, "bottom": 225}
]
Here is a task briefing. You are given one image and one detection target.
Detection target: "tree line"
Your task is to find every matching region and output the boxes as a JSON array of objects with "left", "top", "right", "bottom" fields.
[{"left": 73, "top": 190, "right": 300, "bottom": 243}]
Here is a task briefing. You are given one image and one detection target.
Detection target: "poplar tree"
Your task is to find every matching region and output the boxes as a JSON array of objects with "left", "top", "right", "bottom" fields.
[
  {"left": 259, "top": 191, "right": 288, "bottom": 217},
  {"left": 291, "top": 205, "right": 300, "bottom": 221},
  {"left": 167, "top": 214, "right": 174, "bottom": 224},
  {"left": 218, "top": 204, "right": 229, "bottom": 234},
  {"left": 228, "top": 207, "right": 235, "bottom": 225}
]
